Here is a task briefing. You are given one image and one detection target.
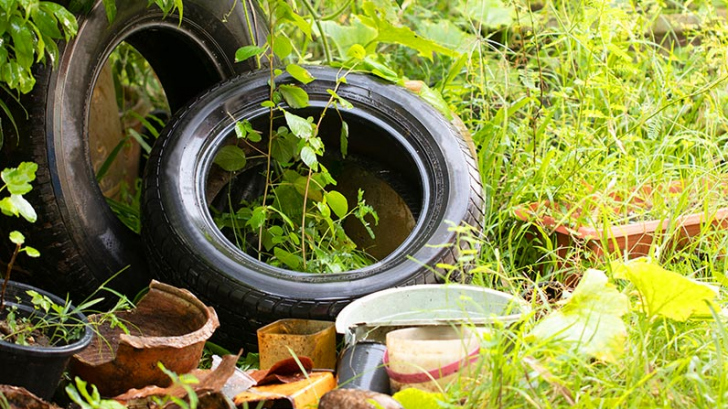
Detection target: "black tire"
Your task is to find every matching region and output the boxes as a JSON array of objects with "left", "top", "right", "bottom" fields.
[
  {"left": 0, "top": 0, "right": 267, "bottom": 300},
  {"left": 142, "top": 67, "right": 484, "bottom": 351}
]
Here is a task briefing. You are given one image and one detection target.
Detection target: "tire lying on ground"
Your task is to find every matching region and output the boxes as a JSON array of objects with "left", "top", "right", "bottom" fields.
[
  {"left": 142, "top": 67, "right": 485, "bottom": 351},
  {"left": 0, "top": 0, "right": 266, "bottom": 300}
]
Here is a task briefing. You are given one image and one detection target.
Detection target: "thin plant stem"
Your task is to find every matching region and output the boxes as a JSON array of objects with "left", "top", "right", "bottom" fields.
[
  {"left": 259, "top": 0, "right": 278, "bottom": 257},
  {"left": 0, "top": 243, "right": 20, "bottom": 311},
  {"left": 299, "top": 0, "right": 332, "bottom": 65}
]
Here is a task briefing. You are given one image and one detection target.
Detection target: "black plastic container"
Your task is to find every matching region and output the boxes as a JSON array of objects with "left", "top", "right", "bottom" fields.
[
  {"left": 337, "top": 341, "right": 391, "bottom": 394},
  {"left": 0, "top": 281, "right": 93, "bottom": 400}
]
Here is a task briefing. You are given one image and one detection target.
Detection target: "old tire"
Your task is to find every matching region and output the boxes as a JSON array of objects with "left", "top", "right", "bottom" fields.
[
  {"left": 0, "top": 0, "right": 266, "bottom": 299},
  {"left": 142, "top": 67, "right": 484, "bottom": 350}
]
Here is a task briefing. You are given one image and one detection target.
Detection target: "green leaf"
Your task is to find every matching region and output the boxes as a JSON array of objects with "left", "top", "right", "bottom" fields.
[
  {"left": 320, "top": 19, "right": 377, "bottom": 58},
  {"left": 9, "top": 16, "right": 34, "bottom": 68},
  {"left": 613, "top": 259, "right": 718, "bottom": 321},
  {"left": 300, "top": 146, "right": 318, "bottom": 170},
  {"left": 347, "top": 44, "right": 367, "bottom": 61},
  {"left": 284, "top": 111, "right": 313, "bottom": 139},
  {"left": 214, "top": 145, "right": 247, "bottom": 172},
  {"left": 272, "top": 34, "right": 293, "bottom": 60},
  {"left": 271, "top": 133, "right": 297, "bottom": 164},
  {"left": 2, "top": 161, "right": 37, "bottom": 195},
  {"left": 10, "top": 194, "right": 36, "bottom": 222},
  {"left": 279, "top": 84, "right": 309, "bottom": 109},
  {"left": 459, "top": 0, "right": 514, "bottom": 29},
  {"left": 362, "top": 56, "right": 400, "bottom": 83},
  {"left": 286, "top": 64, "right": 315, "bottom": 85},
  {"left": 393, "top": 388, "right": 445, "bottom": 409},
  {"left": 43, "top": 3, "right": 78, "bottom": 41},
  {"left": 327, "top": 89, "right": 353, "bottom": 110},
  {"left": 274, "top": 0, "right": 311, "bottom": 40},
  {"left": 325, "top": 191, "right": 348, "bottom": 219},
  {"left": 24, "top": 246, "right": 40, "bottom": 257},
  {"left": 31, "top": 7, "right": 62, "bottom": 40},
  {"left": 415, "top": 82, "right": 453, "bottom": 120},
  {"left": 234, "top": 121, "right": 248, "bottom": 139},
  {"left": 358, "top": 2, "right": 459, "bottom": 60},
  {"left": 528, "top": 269, "right": 630, "bottom": 363},
  {"left": 0, "top": 197, "right": 14, "bottom": 217},
  {"left": 247, "top": 206, "right": 267, "bottom": 229},
  {"left": 8, "top": 231, "right": 24, "bottom": 245},
  {"left": 101, "top": 0, "right": 117, "bottom": 23},
  {"left": 235, "top": 45, "right": 265, "bottom": 62},
  {"left": 274, "top": 247, "right": 301, "bottom": 270},
  {"left": 418, "top": 20, "right": 477, "bottom": 52},
  {"left": 293, "top": 175, "right": 323, "bottom": 202}
]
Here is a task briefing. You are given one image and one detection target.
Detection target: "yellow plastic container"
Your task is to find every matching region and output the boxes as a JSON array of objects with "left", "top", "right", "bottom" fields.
[{"left": 257, "top": 319, "right": 336, "bottom": 370}]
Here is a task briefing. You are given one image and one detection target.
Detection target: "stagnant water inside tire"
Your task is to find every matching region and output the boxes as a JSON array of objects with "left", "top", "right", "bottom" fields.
[
  {"left": 89, "top": 42, "right": 170, "bottom": 234},
  {"left": 206, "top": 109, "right": 424, "bottom": 271}
]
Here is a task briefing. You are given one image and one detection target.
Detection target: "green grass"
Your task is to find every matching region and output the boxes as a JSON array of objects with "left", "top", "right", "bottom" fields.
[
  {"left": 90, "top": 0, "right": 728, "bottom": 405},
  {"left": 292, "top": 0, "right": 728, "bottom": 407}
]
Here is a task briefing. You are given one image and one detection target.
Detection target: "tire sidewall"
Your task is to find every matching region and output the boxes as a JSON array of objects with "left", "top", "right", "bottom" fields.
[
  {"left": 15, "top": 0, "right": 264, "bottom": 296},
  {"left": 148, "top": 66, "right": 480, "bottom": 301}
]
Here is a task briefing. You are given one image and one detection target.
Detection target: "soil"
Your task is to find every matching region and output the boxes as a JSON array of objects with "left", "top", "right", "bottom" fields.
[{"left": 0, "top": 317, "right": 51, "bottom": 346}]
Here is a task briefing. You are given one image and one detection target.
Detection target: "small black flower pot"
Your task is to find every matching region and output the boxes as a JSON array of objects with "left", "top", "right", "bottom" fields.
[{"left": 0, "top": 281, "right": 93, "bottom": 401}]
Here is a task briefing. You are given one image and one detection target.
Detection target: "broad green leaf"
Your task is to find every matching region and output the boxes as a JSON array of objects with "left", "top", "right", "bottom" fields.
[
  {"left": 274, "top": 247, "right": 301, "bottom": 270},
  {"left": 10, "top": 194, "right": 36, "bottom": 222},
  {"left": 274, "top": 0, "right": 311, "bottom": 40},
  {"left": 247, "top": 206, "right": 267, "bottom": 229},
  {"left": 101, "top": 0, "right": 117, "bottom": 23},
  {"left": 325, "top": 191, "right": 348, "bottom": 219},
  {"left": 234, "top": 121, "right": 248, "bottom": 139},
  {"left": 272, "top": 35, "right": 293, "bottom": 60},
  {"left": 418, "top": 20, "right": 477, "bottom": 52},
  {"left": 284, "top": 111, "right": 313, "bottom": 139},
  {"left": 293, "top": 176, "right": 323, "bottom": 202},
  {"left": 213, "top": 145, "right": 247, "bottom": 172},
  {"left": 271, "top": 133, "right": 296, "bottom": 164},
  {"left": 362, "top": 56, "right": 400, "bottom": 83},
  {"left": 25, "top": 246, "right": 40, "bottom": 257},
  {"left": 261, "top": 100, "right": 275, "bottom": 108},
  {"left": 320, "top": 19, "right": 377, "bottom": 58},
  {"left": 235, "top": 45, "right": 265, "bottom": 62},
  {"left": 0, "top": 0, "right": 14, "bottom": 12},
  {"left": 347, "top": 44, "right": 367, "bottom": 61},
  {"left": 9, "top": 231, "right": 24, "bottom": 245},
  {"left": 528, "top": 269, "right": 630, "bottom": 363},
  {"left": 358, "top": 2, "right": 459, "bottom": 60},
  {"left": 9, "top": 16, "right": 34, "bottom": 68},
  {"left": 31, "top": 7, "right": 62, "bottom": 39},
  {"left": 286, "top": 64, "right": 315, "bottom": 85},
  {"left": 409, "top": 82, "right": 453, "bottom": 120},
  {"left": 393, "top": 388, "right": 445, "bottom": 409},
  {"left": 316, "top": 201, "right": 331, "bottom": 218},
  {"left": 300, "top": 146, "right": 318, "bottom": 169},
  {"left": 0, "top": 197, "right": 14, "bottom": 217},
  {"left": 613, "top": 259, "right": 718, "bottom": 321},
  {"left": 2, "top": 161, "right": 37, "bottom": 195},
  {"left": 43, "top": 3, "right": 78, "bottom": 40},
  {"left": 460, "top": 0, "right": 514, "bottom": 29},
  {"left": 234, "top": 119, "right": 260, "bottom": 142},
  {"left": 279, "top": 84, "right": 309, "bottom": 109}
]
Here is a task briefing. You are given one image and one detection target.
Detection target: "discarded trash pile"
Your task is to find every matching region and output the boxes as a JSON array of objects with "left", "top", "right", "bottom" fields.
[{"left": 1, "top": 282, "right": 527, "bottom": 408}]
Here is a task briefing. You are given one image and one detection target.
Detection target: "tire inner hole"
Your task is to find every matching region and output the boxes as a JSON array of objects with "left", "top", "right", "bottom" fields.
[{"left": 206, "top": 108, "right": 424, "bottom": 265}]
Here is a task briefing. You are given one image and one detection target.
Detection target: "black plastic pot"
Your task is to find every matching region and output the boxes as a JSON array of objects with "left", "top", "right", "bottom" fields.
[
  {"left": 0, "top": 281, "right": 93, "bottom": 401},
  {"left": 337, "top": 341, "right": 391, "bottom": 394}
]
